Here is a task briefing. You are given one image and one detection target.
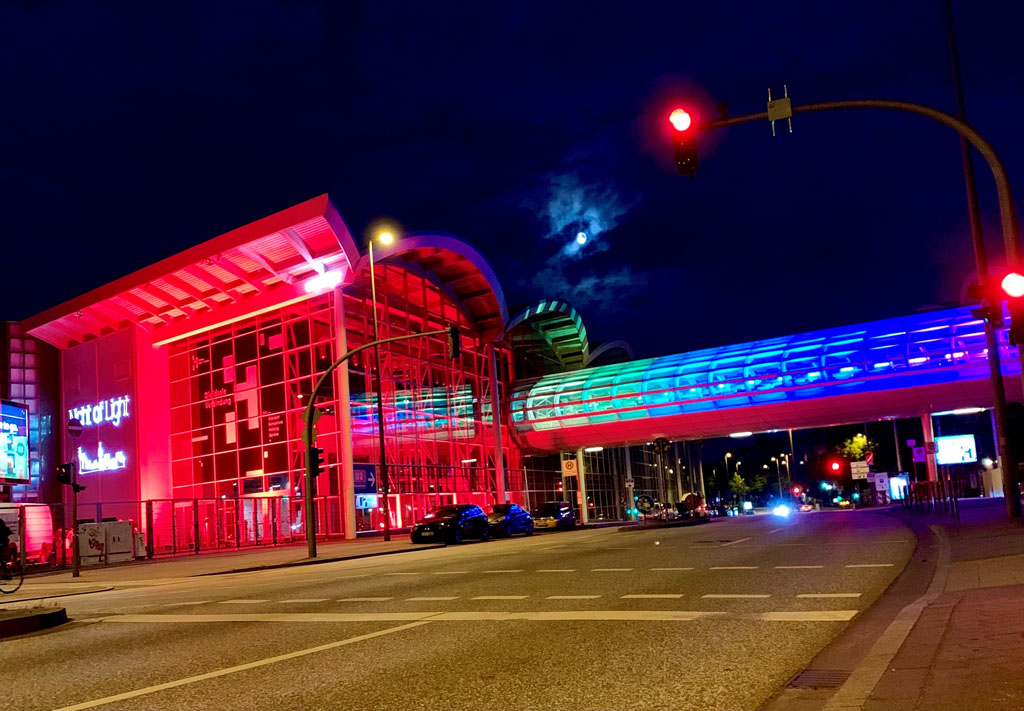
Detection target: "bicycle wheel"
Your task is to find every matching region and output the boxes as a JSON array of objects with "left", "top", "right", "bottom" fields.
[{"left": 0, "top": 562, "right": 24, "bottom": 594}]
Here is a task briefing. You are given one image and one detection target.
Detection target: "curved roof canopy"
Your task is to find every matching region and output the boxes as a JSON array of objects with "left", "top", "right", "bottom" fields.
[
  {"left": 507, "top": 300, "right": 590, "bottom": 372},
  {"left": 355, "top": 233, "right": 508, "bottom": 342}
]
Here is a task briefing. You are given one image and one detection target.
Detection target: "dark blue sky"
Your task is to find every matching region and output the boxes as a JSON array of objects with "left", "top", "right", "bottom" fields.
[{"left": 3, "top": 1, "right": 1023, "bottom": 358}]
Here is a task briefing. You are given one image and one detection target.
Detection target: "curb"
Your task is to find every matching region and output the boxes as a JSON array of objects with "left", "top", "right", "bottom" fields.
[
  {"left": 2, "top": 586, "right": 114, "bottom": 604},
  {"left": 195, "top": 543, "right": 447, "bottom": 576},
  {"left": 0, "top": 607, "right": 68, "bottom": 639}
]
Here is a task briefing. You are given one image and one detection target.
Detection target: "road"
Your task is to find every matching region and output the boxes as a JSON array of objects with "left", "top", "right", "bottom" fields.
[{"left": 1, "top": 509, "right": 916, "bottom": 711}]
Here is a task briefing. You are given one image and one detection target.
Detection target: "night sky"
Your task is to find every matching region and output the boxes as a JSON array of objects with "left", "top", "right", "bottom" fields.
[{"left": 3, "top": 1, "right": 1023, "bottom": 359}]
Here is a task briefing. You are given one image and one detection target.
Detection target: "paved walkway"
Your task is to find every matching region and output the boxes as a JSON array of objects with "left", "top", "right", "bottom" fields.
[{"left": 862, "top": 497, "right": 1024, "bottom": 710}]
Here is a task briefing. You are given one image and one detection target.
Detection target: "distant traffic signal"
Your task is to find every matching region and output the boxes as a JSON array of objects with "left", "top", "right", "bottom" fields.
[
  {"left": 55, "top": 462, "right": 85, "bottom": 492},
  {"left": 829, "top": 460, "right": 841, "bottom": 473},
  {"left": 447, "top": 326, "right": 461, "bottom": 360},
  {"left": 792, "top": 486, "right": 802, "bottom": 495},
  {"left": 1002, "top": 272, "right": 1024, "bottom": 345},
  {"left": 669, "top": 108, "right": 698, "bottom": 178}
]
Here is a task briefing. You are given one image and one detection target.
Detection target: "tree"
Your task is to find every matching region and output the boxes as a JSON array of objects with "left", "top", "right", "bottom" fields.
[
  {"left": 839, "top": 433, "right": 877, "bottom": 461},
  {"left": 728, "top": 472, "right": 750, "bottom": 500},
  {"left": 748, "top": 473, "right": 768, "bottom": 493}
]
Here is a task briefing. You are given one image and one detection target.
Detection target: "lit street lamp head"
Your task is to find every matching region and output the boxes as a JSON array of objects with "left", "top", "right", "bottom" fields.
[{"left": 377, "top": 231, "right": 395, "bottom": 245}]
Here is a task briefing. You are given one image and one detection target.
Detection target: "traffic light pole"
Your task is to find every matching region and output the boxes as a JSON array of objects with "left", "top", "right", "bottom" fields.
[
  {"left": 695, "top": 98, "right": 1022, "bottom": 519},
  {"left": 301, "top": 327, "right": 457, "bottom": 558},
  {"left": 71, "top": 461, "right": 80, "bottom": 578}
]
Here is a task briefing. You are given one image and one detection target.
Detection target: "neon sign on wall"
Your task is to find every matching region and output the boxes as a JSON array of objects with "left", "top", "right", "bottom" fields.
[
  {"left": 68, "top": 395, "right": 131, "bottom": 428},
  {"left": 77, "top": 443, "right": 127, "bottom": 473}
]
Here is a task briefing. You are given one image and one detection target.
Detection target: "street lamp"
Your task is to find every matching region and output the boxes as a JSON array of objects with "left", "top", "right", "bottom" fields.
[
  {"left": 770, "top": 457, "right": 783, "bottom": 497},
  {"left": 724, "top": 452, "right": 732, "bottom": 478},
  {"left": 369, "top": 227, "right": 397, "bottom": 541}
]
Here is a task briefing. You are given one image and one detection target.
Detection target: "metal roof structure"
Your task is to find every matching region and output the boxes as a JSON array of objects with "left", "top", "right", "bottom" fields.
[
  {"left": 507, "top": 300, "right": 590, "bottom": 372},
  {"left": 510, "top": 306, "right": 1021, "bottom": 453}
]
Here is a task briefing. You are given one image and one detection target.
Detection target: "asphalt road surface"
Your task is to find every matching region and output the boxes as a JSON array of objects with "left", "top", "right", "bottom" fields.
[{"left": 1, "top": 509, "right": 915, "bottom": 711}]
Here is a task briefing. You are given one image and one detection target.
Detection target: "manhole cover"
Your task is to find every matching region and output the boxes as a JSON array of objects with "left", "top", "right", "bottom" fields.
[{"left": 786, "top": 670, "right": 850, "bottom": 689}]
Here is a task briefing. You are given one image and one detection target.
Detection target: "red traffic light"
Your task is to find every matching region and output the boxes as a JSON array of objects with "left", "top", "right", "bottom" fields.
[
  {"left": 830, "top": 461, "right": 841, "bottom": 472},
  {"left": 792, "top": 486, "right": 802, "bottom": 495},
  {"left": 1001, "top": 272, "right": 1024, "bottom": 299},
  {"left": 669, "top": 108, "right": 692, "bottom": 132}
]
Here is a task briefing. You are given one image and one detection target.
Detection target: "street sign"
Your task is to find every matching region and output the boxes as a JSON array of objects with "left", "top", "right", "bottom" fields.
[
  {"left": 636, "top": 495, "right": 654, "bottom": 513},
  {"left": 353, "top": 464, "right": 377, "bottom": 494},
  {"left": 67, "top": 418, "right": 84, "bottom": 438},
  {"left": 865, "top": 451, "right": 874, "bottom": 465},
  {"left": 624, "top": 478, "right": 635, "bottom": 487},
  {"left": 851, "top": 461, "right": 869, "bottom": 480},
  {"left": 852, "top": 470, "right": 869, "bottom": 480},
  {"left": 912, "top": 446, "right": 926, "bottom": 463},
  {"left": 561, "top": 458, "right": 578, "bottom": 477},
  {"left": 925, "top": 441, "right": 937, "bottom": 454},
  {"left": 355, "top": 494, "right": 379, "bottom": 510},
  {"left": 906, "top": 439, "right": 916, "bottom": 448}
]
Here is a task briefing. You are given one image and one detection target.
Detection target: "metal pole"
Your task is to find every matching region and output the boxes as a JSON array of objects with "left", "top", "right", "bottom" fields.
[
  {"left": 488, "top": 345, "right": 507, "bottom": 503},
  {"left": 71, "top": 461, "right": 80, "bottom": 578},
  {"left": 892, "top": 419, "right": 904, "bottom": 472},
  {"left": 576, "top": 448, "right": 589, "bottom": 525},
  {"left": 369, "top": 240, "right": 391, "bottom": 542}
]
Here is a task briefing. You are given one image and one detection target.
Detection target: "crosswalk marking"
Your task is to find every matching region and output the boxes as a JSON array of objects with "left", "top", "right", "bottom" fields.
[
  {"left": 406, "top": 596, "right": 458, "bottom": 601},
  {"left": 546, "top": 595, "right": 601, "bottom": 600},
  {"left": 218, "top": 599, "right": 268, "bottom": 605},
  {"left": 845, "top": 563, "right": 895, "bottom": 568},
  {"left": 775, "top": 565, "right": 824, "bottom": 569},
  {"left": 710, "top": 566, "right": 759, "bottom": 570},
  {"left": 536, "top": 569, "right": 576, "bottom": 573},
  {"left": 471, "top": 595, "right": 529, "bottom": 600},
  {"left": 621, "top": 594, "right": 683, "bottom": 599},
  {"left": 702, "top": 594, "right": 770, "bottom": 599},
  {"left": 279, "top": 599, "right": 327, "bottom": 604},
  {"left": 796, "top": 593, "right": 862, "bottom": 598},
  {"left": 591, "top": 568, "right": 634, "bottom": 572},
  {"left": 650, "top": 567, "right": 694, "bottom": 571},
  {"left": 337, "top": 597, "right": 393, "bottom": 602}
]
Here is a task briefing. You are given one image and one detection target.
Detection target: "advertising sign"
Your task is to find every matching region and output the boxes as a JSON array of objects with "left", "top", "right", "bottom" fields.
[
  {"left": 1, "top": 400, "right": 30, "bottom": 483},
  {"left": 935, "top": 435, "right": 977, "bottom": 465}
]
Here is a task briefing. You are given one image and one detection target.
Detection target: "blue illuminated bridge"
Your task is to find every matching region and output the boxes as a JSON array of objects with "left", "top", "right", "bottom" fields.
[{"left": 509, "top": 306, "right": 1022, "bottom": 453}]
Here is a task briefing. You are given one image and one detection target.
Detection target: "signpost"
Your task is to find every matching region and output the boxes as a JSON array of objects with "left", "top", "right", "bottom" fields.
[
  {"left": 66, "top": 418, "right": 83, "bottom": 578},
  {"left": 851, "top": 461, "right": 870, "bottom": 481}
]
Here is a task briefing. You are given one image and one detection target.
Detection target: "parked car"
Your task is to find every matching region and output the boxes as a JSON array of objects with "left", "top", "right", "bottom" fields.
[
  {"left": 410, "top": 504, "right": 489, "bottom": 544},
  {"left": 484, "top": 503, "right": 534, "bottom": 537},
  {"left": 531, "top": 501, "right": 576, "bottom": 530}
]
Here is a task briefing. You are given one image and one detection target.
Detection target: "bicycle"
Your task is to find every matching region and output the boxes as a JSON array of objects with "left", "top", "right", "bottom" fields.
[{"left": 0, "top": 547, "right": 24, "bottom": 594}]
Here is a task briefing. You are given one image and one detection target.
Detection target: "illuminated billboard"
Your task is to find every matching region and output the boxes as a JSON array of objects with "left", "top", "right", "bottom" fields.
[
  {"left": 935, "top": 434, "right": 978, "bottom": 465},
  {"left": 1, "top": 400, "right": 30, "bottom": 483}
]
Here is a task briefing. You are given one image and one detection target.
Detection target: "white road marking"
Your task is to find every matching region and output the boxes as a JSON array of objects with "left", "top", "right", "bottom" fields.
[
  {"left": 591, "top": 568, "right": 634, "bottom": 572},
  {"left": 218, "top": 599, "right": 268, "bottom": 605},
  {"left": 768, "top": 527, "right": 786, "bottom": 534},
  {"left": 604, "top": 547, "right": 634, "bottom": 550},
  {"left": 407, "top": 596, "right": 458, "bottom": 601},
  {"left": 432, "top": 571, "right": 468, "bottom": 575},
  {"left": 536, "top": 568, "right": 576, "bottom": 573},
  {"left": 482, "top": 569, "right": 523, "bottom": 573},
  {"left": 337, "top": 597, "right": 393, "bottom": 602},
  {"left": 103, "top": 609, "right": 857, "bottom": 623},
  {"left": 382, "top": 572, "right": 420, "bottom": 576},
  {"left": 546, "top": 595, "right": 601, "bottom": 600},
  {"left": 719, "top": 537, "right": 751, "bottom": 547},
  {"left": 775, "top": 565, "right": 824, "bottom": 569},
  {"left": 710, "top": 566, "right": 759, "bottom": 570},
  {"left": 650, "top": 567, "right": 694, "bottom": 571},
  {"left": 797, "top": 593, "right": 862, "bottom": 599},
  {"left": 279, "top": 599, "right": 327, "bottom": 604},
  {"left": 338, "top": 574, "right": 370, "bottom": 579},
  {"left": 702, "top": 594, "right": 771, "bottom": 599},
  {"left": 622, "top": 594, "right": 683, "bottom": 599},
  {"left": 471, "top": 595, "right": 529, "bottom": 600},
  {"left": 56, "top": 621, "right": 430, "bottom": 711},
  {"left": 164, "top": 601, "right": 212, "bottom": 607},
  {"left": 845, "top": 563, "right": 895, "bottom": 568}
]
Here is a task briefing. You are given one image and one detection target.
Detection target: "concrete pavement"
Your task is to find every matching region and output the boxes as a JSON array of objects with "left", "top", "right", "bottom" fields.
[{"left": 0, "top": 510, "right": 914, "bottom": 710}]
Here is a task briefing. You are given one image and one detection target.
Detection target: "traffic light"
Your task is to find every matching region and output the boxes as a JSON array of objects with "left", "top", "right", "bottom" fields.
[
  {"left": 792, "top": 486, "right": 802, "bottom": 496},
  {"left": 668, "top": 108, "right": 698, "bottom": 178},
  {"left": 830, "top": 460, "right": 841, "bottom": 473},
  {"left": 1002, "top": 272, "right": 1024, "bottom": 345},
  {"left": 55, "top": 463, "right": 85, "bottom": 492},
  {"left": 446, "top": 326, "right": 461, "bottom": 360},
  {"left": 310, "top": 447, "right": 324, "bottom": 477}
]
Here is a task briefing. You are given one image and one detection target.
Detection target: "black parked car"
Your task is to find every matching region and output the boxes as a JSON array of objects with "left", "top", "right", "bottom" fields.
[
  {"left": 484, "top": 503, "right": 534, "bottom": 537},
  {"left": 411, "top": 504, "right": 489, "bottom": 544}
]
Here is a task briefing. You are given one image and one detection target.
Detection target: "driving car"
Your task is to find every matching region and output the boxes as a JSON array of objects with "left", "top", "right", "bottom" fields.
[
  {"left": 531, "top": 501, "right": 576, "bottom": 530},
  {"left": 484, "top": 503, "right": 534, "bottom": 537},
  {"left": 799, "top": 503, "right": 814, "bottom": 512},
  {"left": 410, "top": 504, "right": 489, "bottom": 544}
]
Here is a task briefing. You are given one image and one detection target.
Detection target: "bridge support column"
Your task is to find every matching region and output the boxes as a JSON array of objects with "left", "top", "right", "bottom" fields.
[
  {"left": 333, "top": 286, "right": 357, "bottom": 540},
  {"left": 576, "top": 448, "right": 590, "bottom": 525},
  {"left": 922, "top": 413, "right": 938, "bottom": 482},
  {"left": 624, "top": 448, "right": 636, "bottom": 521}
]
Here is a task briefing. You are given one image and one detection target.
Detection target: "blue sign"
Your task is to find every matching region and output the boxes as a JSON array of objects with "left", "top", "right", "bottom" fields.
[
  {"left": 355, "top": 494, "right": 379, "bottom": 510},
  {"left": 353, "top": 464, "right": 377, "bottom": 494}
]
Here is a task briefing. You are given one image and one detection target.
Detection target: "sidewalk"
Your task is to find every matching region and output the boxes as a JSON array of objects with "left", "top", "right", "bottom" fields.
[
  {"left": 1, "top": 534, "right": 440, "bottom": 603},
  {"left": 862, "top": 497, "right": 1024, "bottom": 710}
]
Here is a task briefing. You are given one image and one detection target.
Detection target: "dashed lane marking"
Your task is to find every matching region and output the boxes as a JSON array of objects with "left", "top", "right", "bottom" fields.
[
  {"left": 546, "top": 595, "right": 601, "bottom": 600},
  {"left": 710, "top": 566, "right": 759, "bottom": 570},
  {"left": 536, "top": 568, "right": 576, "bottom": 573},
  {"left": 650, "top": 567, "right": 694, "bottom": 571},
  {"left": 103, "top": 610, "right": 858, "bottom": 623},
  {"left": 407, "top": 596, "right": 458, "bottom": 601},
  {"left": 382, "top": 572, "right": 420, "bottom": 576},
  {"left": 776, "top": 565, "right": 825, "bottom": 569},
  {"left": 432, "top": 571, "right": 468, "bottom": 575},
  {"left": 622, "top": 594, "right": 683, "bottom": 599},
  {"left": 472, "top": 595, "right": 529, "bottom": 600},
  {"left": 845, "top": 563, "right": 896, "bottom": 568},
  {"left": 797, "top": 593, "right": 862, "bottom": 599},
  {"left": 719, "top": 537, "right": 751, "bottom": 547},
  {"left": 218, "top": 599, "right": 269, "bottom": 605},
  {"left": 279, "top": 599, "right": 328, "bottom": 604},
  {"left": 337, "top": 597, "right": 393, "bottom": 602},
  {"left": 768, "top": 527, "right": 786, "bottom": 534},
  {"left": 482, "top": 569, "right": 523, "bottom": 573},
  {"left": 702, "top": 594, "right": 771, "bottom": 599},
  {"left": 591, "top": 568, "right": 634, "bottom": 572},
  {"left": 164, "top": 601, "right": 212, "bottom": 607}
]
